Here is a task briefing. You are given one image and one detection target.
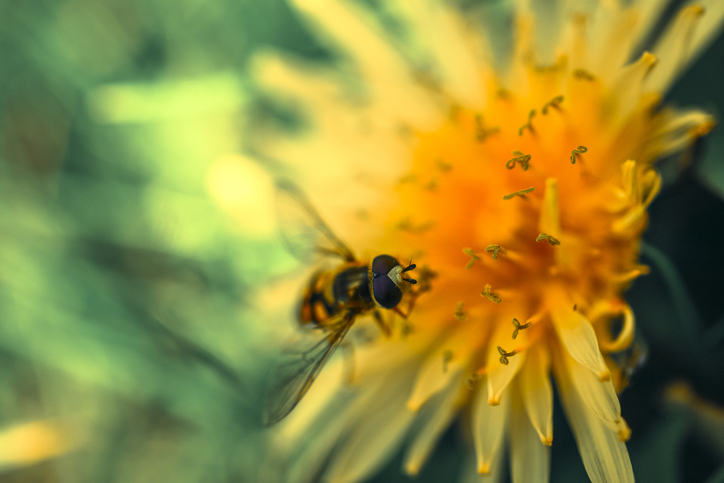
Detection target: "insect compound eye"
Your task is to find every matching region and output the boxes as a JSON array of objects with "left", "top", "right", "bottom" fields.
[
  {"left": 371, "top": 255, "right": 400, "bottom": 276},
  {"left": 372, "top": 275, "right": 403, "bottom": 309}
]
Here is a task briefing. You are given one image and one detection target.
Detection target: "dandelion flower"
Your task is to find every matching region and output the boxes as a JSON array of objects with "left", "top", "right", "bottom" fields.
[{"left": 252, "top": 1, "right": 724, "bottom": 481}]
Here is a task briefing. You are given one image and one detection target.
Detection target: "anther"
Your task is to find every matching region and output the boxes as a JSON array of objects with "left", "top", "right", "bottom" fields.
[
  {"left": 511, "top": 317, "right": 532, "bottom": 339},
  {"left": 536, "top": 233, "right": 561, "bottom": 246},
  {"left": 497, "top": 346, "right": 518, "bottom": 365},
  {"left": 518, "top": 109, "right": 536, "bottom": 136},
  {"left": 454, "top": 301, "right": 467, "bottom": 321},
  {"left": 442, "top": 350, "right": 453, "bottom": 373},
  {"left": 570, "top": 145, "right": 588, "bottom": 164},
  {"left": 481, "top": 284, "right": 502, "bottom": 304},
  {"left": 506, "top": 152, "right": 532, "bottom": 170},
  {"left": 463, "top": 248, "right": 482, "bottom": 269},
  {"left": 435, "top": 158, "right": 453, "bottom": 172},
  {"left": 542, "top": 95, "right": 564, "bottom": 115},
  {"left": 573, "top": 69, "right": 596, "bottom": 81},
  {"left": 484, "top": 244, "right": 502, "bottom": 260},
  {"left": 503, "top": 187, "right": 535, "bottom": 200},
  {"left": 465, "top": 371, "right": 483, "bottom": 389},
  {"left": 474, "top": 115, "right": 500, "bottom": 142},
  {"left": 398, "top": 217, "right": 435, "bottom": 233}
]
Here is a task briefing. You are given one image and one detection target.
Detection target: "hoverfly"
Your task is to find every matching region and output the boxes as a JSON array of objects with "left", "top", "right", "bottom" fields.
[{"left": 262, "top": 181, "right": 428, "bottom": 425}]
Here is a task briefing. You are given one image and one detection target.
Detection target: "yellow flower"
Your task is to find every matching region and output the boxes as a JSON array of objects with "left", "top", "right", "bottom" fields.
[{"left": 253, "top": 1, "right": 723, "bottom": 482}]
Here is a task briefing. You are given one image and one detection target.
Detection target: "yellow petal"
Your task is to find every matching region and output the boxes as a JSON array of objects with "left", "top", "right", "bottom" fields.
[
  {"left": 486, "top": 318, "right": 527, "bottom": 405},
  {"left": 404, "top": 373, "right": 462, "bottom": 475},
  {"left": 518, "top": 343, "right": 553, "bottom": 445},
  {"left": 325, "top": 376, "right": 416, "bottom": 483},
  {"left": 589, "top": 6, "right": 641, "bottom": 83},
  {"left": 538, "top": 178, "right": 560, "bottom": 237},
  {"left": 646, "top": 4, "right": 705, "bottom": 93},
  {"left": 550, "top": 293, "right": 610, "bottom": 381},
  {"left": 389, "top": 1, "right": 487, "bottom": 109},
  {"left": 290, "top": 0, "right": 439, "bottom": 128},
  {"left": 610, "top": 52, "right": 659, "bottom": 125},
  {"left": 407, "top": 334, "right": 467, "bottom": 411},
  {"left": 555, "top": 359, "right": 634, "bottom": 483},
  {"left": 563, "top": 349, "right": 623, "bottom": 433},
  {"left": 510, "top": 383, "right": 550, "bottom": 483},
  {"left": 472, "top": 382, "right": 509, "bottom": 474}
]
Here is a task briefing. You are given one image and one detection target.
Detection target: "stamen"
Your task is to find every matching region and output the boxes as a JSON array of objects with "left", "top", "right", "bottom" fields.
[
  {"left": 497, "top": 346, "right": 518, "bottom": 365},
  {"left": 570, "top": 145, "right": 588, "bottom": 164},
  {"left": 442, "top": 350, "right": 453, "bottom": 373},
  {"left": 511, "top": 317, "right": 532, "bottom": 339},
  {"left": 454, "top": 301, "right": 467, "bottom": 321},
  {"left": 503, "top": 187, "right": 535, "bottom": 200},
  {"left": 435, "top": 158, "right": 452, "bottom": 172},
  {"left": 424, "top": 178, "right": 438, "bottom": 191},
  {"left": 484, "top": 244, "right": 502, "bottom": 260},
  {"left": 573, "top": 69, "right": 596, "bottom": 81},
  {"left": 474, "top": 114, "right": 501, "bottom": 142},
  {"left": 481, "top": 284, "right": 502, "bottom": 304},
  {"left": 536, "top": 233, "right": 561, "bottom": 246},
  {"left": 518, "top": 109, "right": 536, "bottom": 136},
  {"left": 465, "top": 370, "right": 484, "bottom": 389},
  {"left": 541, "top": 95, "right": 564, "bottom": 114},
  {"left": 506, "top": 152, "right": 532, "bottom": 170},
  {"left": 463, "top": 248, "right": 482, "bottom": 269},
  {"left": 612, "top": 265, "right": 650, "bottom": 283},
  {"left": 398, "top": 217, "right": 436, "bottom": 233},
  {"left": 397, "top": 173, "right": 417, "bottom": 185}
]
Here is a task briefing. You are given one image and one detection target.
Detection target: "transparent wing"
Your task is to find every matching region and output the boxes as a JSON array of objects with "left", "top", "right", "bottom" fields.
[
  {"left": 262, "top": 313, "right": 355, "bottom": 426},
  {"left": 276, "top": 179, "right": 356, "bottom": 263}
]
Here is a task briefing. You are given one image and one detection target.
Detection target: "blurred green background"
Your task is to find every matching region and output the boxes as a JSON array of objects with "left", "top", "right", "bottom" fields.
[{"left": 1, "top": 0, "right": 723, "bottom": 482}]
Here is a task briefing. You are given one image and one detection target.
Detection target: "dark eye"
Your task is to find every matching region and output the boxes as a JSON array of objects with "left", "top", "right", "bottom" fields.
[
  {"left": 372, "top": 255, "right": 400, "bottom": 275},
  {"left": 372, "top": 275, "right": 402, "bottom": 309}
]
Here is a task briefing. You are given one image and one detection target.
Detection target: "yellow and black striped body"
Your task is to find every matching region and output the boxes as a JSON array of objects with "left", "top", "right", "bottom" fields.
[{"left": 300, "top": 261, "right": 375, "bottom": 328}]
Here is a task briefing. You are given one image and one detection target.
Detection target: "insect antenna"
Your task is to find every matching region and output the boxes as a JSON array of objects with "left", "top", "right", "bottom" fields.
[{"left": 402, "top": 260, "right": 417, "bottom": 284}]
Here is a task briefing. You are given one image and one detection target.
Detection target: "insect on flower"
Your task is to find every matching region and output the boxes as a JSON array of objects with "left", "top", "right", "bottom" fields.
[{"left": 262, "top": 181, "right": 430, "bottom": 425}]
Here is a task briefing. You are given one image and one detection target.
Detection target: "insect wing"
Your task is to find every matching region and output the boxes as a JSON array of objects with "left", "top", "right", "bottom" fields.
[
  {"left": 262, "top": 313, "right": 354, "bottom": 425},
  {"left": 276, "top": 179, "right": 356, "bottom": 263}
]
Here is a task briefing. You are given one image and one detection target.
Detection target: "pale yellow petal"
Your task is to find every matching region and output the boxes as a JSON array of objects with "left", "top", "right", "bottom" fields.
[
  {"left": 325, "top": 376, "right": 416, "bottom": 483},
  {"left": 555, "top": 359, "right": 634, "bottom": 483},
  {"left": 539, "top": 178, "right": 560, "bottom": 237},
  {"left": 472, "top": 383, "right": 509, "bottom": 474},
  {"left": 290, "top": 0, "right": 440, "bottom": 128},
  {"left": 390, "top": 1, "right": 488, "bottom": 109},
  {"left": 564, "top": 349, "right": 623, "bottom": 433},
  {"left": 510, "top": 384, "right": 550, "bottom": 483},
  {"left": 589, "top": 5, "right": 641, "bottom": 82},
  {"left": 646, "top": 4, "right": 705, "bottom": 94},
  {"left": 610, "top": 52, "right": 659, "bottom": 124},
  {"left": 550, "top": 293, "right": 610, "bottom": 381},
  {"left": 486, "top": 317, "right": 527, "bottom": 405},
  {"left": 404, "top": 373, "right": 462, "bottom": 475},
  {"left": 407, "top": 333, "right": 468, "bottom": 411},
  {"left": 645, "top": 108, "right": 716, "bottom": 159},
  {"left": 519, "top": 343, "right": 553, "bottom": 445},
  {"left": 460, "top": 447, "right": 505, "bottom": 483},
  {"left": 689, "top": 1, "right": 724, "bottom": 68}
]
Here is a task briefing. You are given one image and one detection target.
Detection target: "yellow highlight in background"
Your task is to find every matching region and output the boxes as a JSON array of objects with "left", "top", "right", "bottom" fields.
[{"left": 207, "top": 153, "right": 275, "bottom": 237}]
